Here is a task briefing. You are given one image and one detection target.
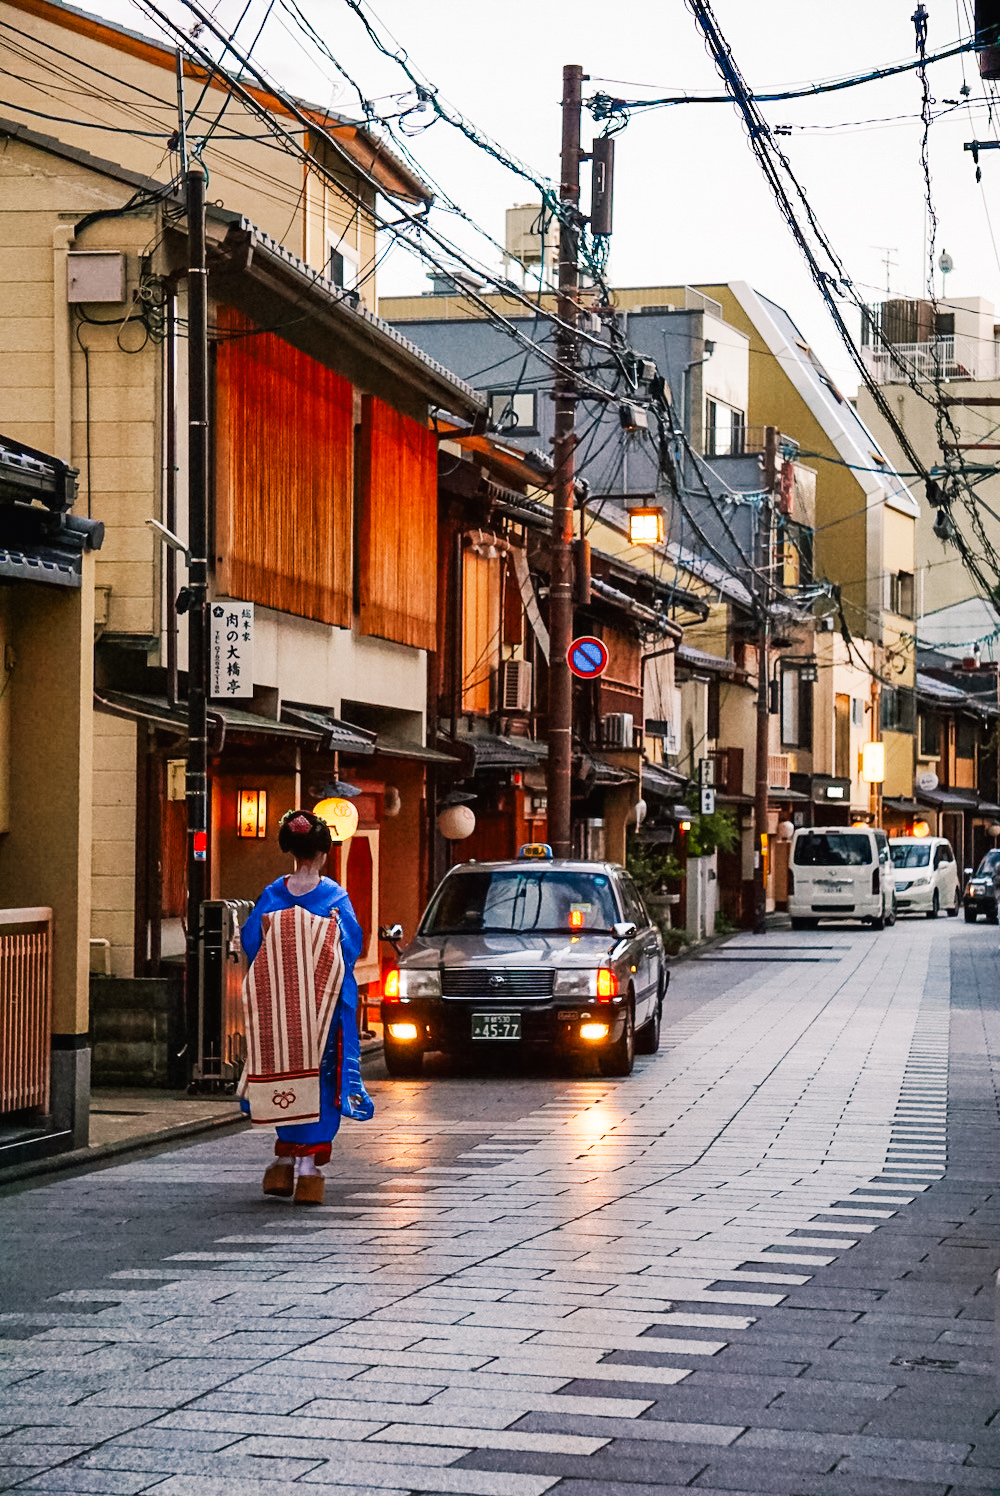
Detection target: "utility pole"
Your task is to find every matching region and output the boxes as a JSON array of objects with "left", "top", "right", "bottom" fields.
[
  {"left": 547, "top": 63, "right": 584, "bottom": 858},
  {"left": 184, "top": 160, "right": 209, "bottom": 1078},
  {"left": 754, "top": 427, "right": 778, "bottom": 934}
]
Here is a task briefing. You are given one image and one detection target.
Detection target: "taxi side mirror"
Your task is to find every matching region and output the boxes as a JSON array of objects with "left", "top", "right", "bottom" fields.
[
  {"left": 379, "top": 923, "right": 403, "bottom": 942},
  {"left": 965, "top": 868, "right": 974, "bottom": 877},
  {"left": 612, "top": 921, "right": 638, "bottom": 940}
]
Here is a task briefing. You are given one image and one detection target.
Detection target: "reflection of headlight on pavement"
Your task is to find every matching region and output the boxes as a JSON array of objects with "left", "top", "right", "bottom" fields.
[
  {"left": 579, "top": 1022, "right": 610, "bottom": 1041},
  {"left": 388, "top": 1022, "right": 420, "bottom": 1041}
]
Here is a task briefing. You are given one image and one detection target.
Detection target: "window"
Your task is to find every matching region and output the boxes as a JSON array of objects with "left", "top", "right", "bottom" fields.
[
  {"left": 793, "top": 832, "right": 872, "bottom": 867},
  {"left": 619, "top": 876, "right": 648, "bottom": 929},
  {"left": 919, "top": 713, "right": 940, "bottom": 758},
  {"left": 835, "top": 694, "right": 851, "bottom": 779},
  {"left": 891, "top": 843, "right": 930, "bottom": 868},
  {"left": 489, "top": 389, "right": 538, "bottom": 435},
  {"left": 889, "top": 571, "right": 915, "bottom": 618},
  {"left": 705, "top": 399, "right": 746, "bottom": 456},
  {"left": 957, "top": 715, "right": 977, "bottom": 759},
  {"left": 328, "top": 243, "right": 359, "bottom": 290},
  {"left": 881, "top": 686, "right": 916, "bottom": 734},
  {"left": 707, "top": 677, "right": 721, "bottom": 741},
  {"left": 781, "top": 666, "right": 813, "bottom": 749}
]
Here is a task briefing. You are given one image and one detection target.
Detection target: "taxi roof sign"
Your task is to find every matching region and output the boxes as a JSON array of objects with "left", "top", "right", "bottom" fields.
[{"left": 518, "top": 842, "right": 553, "bottom": 859}]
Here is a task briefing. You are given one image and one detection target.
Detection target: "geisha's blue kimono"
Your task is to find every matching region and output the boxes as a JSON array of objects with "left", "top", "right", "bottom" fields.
[{"left": 240, "top": 876, "right": 373, "bottom": 1154}]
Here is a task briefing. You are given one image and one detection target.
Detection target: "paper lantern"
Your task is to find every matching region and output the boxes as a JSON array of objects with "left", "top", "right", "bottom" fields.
[
  {"left": 861, "top": 741, "right": 885, "bottom": 784},
  {"left": 437, "top": 804, "right": 476, "bottom": 840},
  {"left": 777, "top": 820, "right": 794, "bottom": 841},
  {"left": 313, "top": 796, "right": 359, "bottom": 842},
  {"left": 237, "top": 788, "right": 267, "bottom": 838}
]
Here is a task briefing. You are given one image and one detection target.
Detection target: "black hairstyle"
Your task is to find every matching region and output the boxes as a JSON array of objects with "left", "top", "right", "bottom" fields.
[{"left": 277, "top": 809, "right": 333, "bottom": 859}]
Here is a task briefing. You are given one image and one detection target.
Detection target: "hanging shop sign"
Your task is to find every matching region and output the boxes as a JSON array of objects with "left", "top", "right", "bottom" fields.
[{"left": 210, "top": 600, "right": 254, "bottom": 699}]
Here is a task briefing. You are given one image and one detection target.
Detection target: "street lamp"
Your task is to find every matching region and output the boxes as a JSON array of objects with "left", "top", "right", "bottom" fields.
[
  {"left": 628, "top": 506, "right": 665, "bottom": 545},
  {"left": 861, "top": 741, "right": 885, "bottom": 784}
]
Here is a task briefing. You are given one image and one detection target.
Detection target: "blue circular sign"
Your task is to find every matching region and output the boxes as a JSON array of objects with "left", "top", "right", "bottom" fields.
[{"left": 567, "top": 635, "right": 609, "bottom": 679}]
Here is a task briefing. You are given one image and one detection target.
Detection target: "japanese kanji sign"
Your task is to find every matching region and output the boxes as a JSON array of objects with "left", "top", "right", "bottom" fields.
[{"left": 210, "top": 600, "right": 254, "bottom": 699}]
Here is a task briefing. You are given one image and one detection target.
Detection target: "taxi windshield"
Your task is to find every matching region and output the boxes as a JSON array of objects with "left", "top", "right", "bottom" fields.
[
  {"left": 421, "top": 869, "right": 620, "bottom": 935},
  {"left": 891, "top": 844, "right": 930, "bottom": 868},
  {"left": 975, "top": 849, "right": 1000, "bottom": 877}
]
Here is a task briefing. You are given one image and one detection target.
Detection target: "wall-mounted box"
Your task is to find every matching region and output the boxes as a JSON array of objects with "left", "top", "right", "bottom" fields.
[{"left": 67, "top": 250, "right": 126, "bottom": 303}]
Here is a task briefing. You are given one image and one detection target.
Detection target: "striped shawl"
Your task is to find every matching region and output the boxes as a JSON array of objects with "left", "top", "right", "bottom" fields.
[{"left": 239, "top": 903, "right": 345, "bottom": 1126}]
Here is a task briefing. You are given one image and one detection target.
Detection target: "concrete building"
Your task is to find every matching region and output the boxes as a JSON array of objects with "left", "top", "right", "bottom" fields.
[{"left": 856, "top": 294, "right": 1000, "bottom": 664}]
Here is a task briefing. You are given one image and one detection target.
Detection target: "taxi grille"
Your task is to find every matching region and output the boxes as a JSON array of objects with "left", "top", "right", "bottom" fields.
[{"left": 441, "top": 969, "right": 555, "bottom": 1000}]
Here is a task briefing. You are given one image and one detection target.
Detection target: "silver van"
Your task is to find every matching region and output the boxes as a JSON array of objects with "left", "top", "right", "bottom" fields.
[{"left": 788, "top": 825, "right": 897, "bottom": 930}]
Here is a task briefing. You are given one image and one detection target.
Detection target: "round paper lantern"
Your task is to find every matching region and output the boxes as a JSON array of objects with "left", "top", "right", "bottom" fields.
[
  {"left": 313, "top": 797, "right": 359, "bottom": 842},
  {"left": 437, "top": 804, "right": 476, "bottom": 840},
  {"left": 631, "top": 798, "right": 647, "bottom": 828},
  {"left": 777, "top": 820, "right": 795, "bottom": 841},
  {"left": 383, "top": 785, "right": 401, "bottom": 818}
]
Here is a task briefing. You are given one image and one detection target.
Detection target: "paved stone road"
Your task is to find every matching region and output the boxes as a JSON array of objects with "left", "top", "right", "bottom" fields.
[{"left": 3, "top": 919, "right": 1000, "bottom": 1495}]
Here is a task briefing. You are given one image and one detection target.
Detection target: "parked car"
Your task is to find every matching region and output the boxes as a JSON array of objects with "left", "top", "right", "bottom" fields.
[
  {"left": 787, "top": 824, "right": 896, "bottom": 930},
  {"left": 962, "top": 848, "right": 1000, "bottom": 923},
  {"left": 889, "top": 837, "right": 960, "bottom": 918},
  {"left": 378, "top": 847, "right": 667, "bottom": 1079}
]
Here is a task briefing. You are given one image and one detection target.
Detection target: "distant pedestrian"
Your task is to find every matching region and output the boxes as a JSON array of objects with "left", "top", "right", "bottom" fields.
[{"left": 239, "top": 809, "right": 373, "bottom": 1205}]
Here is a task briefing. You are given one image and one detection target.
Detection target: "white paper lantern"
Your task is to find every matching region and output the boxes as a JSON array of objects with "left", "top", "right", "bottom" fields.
[
  {"left": 383, "top": 786, "right": 401, "bottom": 818},
  {"left": 437, "top": 804, "right": 476, "bottom": 840},
  {"left": 777, "top": 820, "right": 795, "bottom": 841}
]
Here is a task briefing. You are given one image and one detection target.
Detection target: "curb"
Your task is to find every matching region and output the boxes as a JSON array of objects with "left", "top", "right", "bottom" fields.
[{"left": 0, "top": 1039, "right": 385, "bottom": 1189}]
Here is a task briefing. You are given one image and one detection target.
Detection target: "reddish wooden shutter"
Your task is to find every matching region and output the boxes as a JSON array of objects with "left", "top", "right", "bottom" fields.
[
  {"left": 215, "top": 306, "right": 353, "bottom": 627},
  {"left": 359, "top": 394, "right": 437, "bottom": 651}
]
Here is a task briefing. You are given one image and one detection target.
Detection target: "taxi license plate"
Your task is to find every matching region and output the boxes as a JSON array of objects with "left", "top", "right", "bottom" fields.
[{"left": 472, "top": 1012, "right": 521, "bottom": 1040}]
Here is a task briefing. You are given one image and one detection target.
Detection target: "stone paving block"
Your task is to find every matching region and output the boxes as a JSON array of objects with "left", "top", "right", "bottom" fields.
[{"left": 12, "top": 1471, "right": 167, "bottom": 1494}]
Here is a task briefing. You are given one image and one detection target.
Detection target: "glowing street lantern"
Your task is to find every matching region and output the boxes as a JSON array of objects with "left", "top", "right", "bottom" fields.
[
  {"left": 628, "top": 506, "right": 664, "bottom": 545},
  {"left": 313, "top": 797, "right": 359, "bottom": 841},
  {"left": 861, "top": 741, "right": 885, "bottom": 784},
  {"left": 237, "top": 788, "right": 267, "bottom": 838}
]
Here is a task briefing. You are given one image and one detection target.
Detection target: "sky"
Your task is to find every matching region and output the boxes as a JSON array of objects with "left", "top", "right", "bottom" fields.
[{"left": 87, "top": 0, "right": 1000, "bottom": 394}]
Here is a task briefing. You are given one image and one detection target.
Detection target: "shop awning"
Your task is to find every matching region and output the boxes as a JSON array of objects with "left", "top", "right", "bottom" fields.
[
  {"left": 375, "top": 734, "right": 461, "bottom": 765},
  {"left": 918, "top": 787, "right": 980, "bottom": 811},
  {"left": 675, "top": 644, "right": 743, "bottom": 679},
  {"left": 578, "top": 753, "right": 638, "bottom": 787},
  {"left": 280, "top": 707, "right": 377, "bottom": 755},
  {"left": 447, "top": 732, "right": 548, "bottom": 771},
  {"left": 641, "top": 761, "right": 691, "bottom": 801},
  {"left": 96, "top": 691, "right": 324, "bottom": 740}
]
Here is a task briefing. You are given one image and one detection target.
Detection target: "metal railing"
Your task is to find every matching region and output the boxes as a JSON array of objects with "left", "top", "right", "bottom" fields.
[
  {"left": 861, "top": 336, "right": 998, "bottom": 384},
  {"left": 0, "top": 907, "right": 52, "bottom": 1114}
]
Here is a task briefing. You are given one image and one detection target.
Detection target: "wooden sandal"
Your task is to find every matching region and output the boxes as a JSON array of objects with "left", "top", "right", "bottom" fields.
[
  {"left": 293, "top": 1172, "right": 325, "bottom": 1205},
  {"left": 262, "top": 1161, "right": 294, "bottom": 1198}
]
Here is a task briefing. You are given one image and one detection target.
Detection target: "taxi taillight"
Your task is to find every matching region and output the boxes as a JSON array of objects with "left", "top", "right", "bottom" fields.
[
  {"left": 596, "top": 968, "right": 618, "bottom": 1001},
  {"left": 383, "top": 969, "right": 400, "bottom": 1001}
]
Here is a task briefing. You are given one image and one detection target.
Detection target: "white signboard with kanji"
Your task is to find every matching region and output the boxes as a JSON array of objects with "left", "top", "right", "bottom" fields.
[{"left": 210, "top": 600, "right": 254, "bottom": 699}]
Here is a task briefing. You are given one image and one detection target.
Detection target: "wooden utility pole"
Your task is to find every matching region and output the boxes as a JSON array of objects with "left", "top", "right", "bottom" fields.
[
  {"left": 546, "top": 64, "right": 584, "bottom": 858},
  {"left": 754, "top": 427, "right": 778, "bottom": 934},
  {"left": 184, "top": 160, "right": 209, "bottom": 1078}
]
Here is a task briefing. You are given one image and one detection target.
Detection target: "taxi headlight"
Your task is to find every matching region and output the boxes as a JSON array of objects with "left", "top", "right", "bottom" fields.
[
  {"left": 398, "top": 970, "right": 441, "bottom": 999},
  {"left": 553, "top": 969, "right": 597, "bottom": 998},
  {"left": 552, "top": 969, "right": 618, "bottom": 998}
]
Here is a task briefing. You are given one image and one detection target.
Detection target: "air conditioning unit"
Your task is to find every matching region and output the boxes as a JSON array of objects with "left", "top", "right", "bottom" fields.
[
  {"left": 493, "top": 659, "right": 533, "bottom": 713},
  {"left": 602, "top": 712, "right": 634, "bottom": 749}
]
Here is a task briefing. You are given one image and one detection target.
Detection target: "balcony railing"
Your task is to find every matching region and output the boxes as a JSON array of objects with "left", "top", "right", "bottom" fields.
[
  {"left": 0, "top": 908, "right": 52, "bottom": 1114},
  {"left": 861, "top": 336, "right": 1000, "bottom": 385}
]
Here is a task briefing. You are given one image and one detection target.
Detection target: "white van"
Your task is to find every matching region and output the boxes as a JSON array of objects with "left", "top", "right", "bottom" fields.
[
  {"left": 788, "top": 825, "right": 897, "bottom": 930},
  {"left": 889, "top": 836, "right": 960, "bottom": 918}
]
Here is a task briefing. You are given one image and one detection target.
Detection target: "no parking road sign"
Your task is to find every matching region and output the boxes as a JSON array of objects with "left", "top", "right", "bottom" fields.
[{"left": 567, "top": 635, "right": 609, "bottom": 679}]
